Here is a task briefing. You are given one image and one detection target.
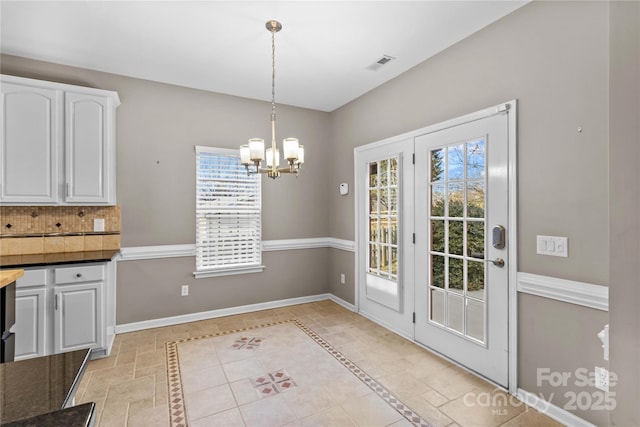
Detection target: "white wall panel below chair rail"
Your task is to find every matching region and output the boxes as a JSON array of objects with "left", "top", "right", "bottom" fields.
[
  {"left": 118, "top": 237, "right": 356, "bottom": 261},
  {"left": 517, "top": 272, "right": 608, "bottom": 311}
]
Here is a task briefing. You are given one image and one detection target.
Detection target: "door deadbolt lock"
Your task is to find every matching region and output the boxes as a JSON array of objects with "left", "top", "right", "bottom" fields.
[{"left": 492, "top": 225, "right": 506, "bottom": 249}]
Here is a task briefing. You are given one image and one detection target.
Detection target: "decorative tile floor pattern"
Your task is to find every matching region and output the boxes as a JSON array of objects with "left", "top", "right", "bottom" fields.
[
  {"left": 251, "top": 369, "right": 296, "bottom": 398},
  {"left": 231, "top": 337, "right": 263, "bottom": 350},
  {"left": 76, "top": 300, "right": 563, "bottom": 427},
  {"left": 166, "top": 320, "right": 432, "bottom": 426}
]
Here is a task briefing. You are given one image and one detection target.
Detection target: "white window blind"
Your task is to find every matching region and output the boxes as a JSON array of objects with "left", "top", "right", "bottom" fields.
[{"left": 195, "top": 146, "right": 263, "bottom": 277}]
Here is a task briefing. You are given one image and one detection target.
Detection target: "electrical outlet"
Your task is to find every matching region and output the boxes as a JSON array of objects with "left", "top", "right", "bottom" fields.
[
  {"left": 93, "top": 218, "right": 105, "bottom": 232},
  {"left": 340, "top": 273, "right": 346, "bottom": 285},
  {"left": 181, "top": 285, "right": 189, "bottom": 296},
  {"left": 595, "top": 366, "right": 609, "bottom": 392}
]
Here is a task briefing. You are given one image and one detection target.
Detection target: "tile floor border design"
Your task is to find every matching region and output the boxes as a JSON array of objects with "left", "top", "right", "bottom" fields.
[{"left": 165, "top": 319, "right": 433, "bottom": 427}]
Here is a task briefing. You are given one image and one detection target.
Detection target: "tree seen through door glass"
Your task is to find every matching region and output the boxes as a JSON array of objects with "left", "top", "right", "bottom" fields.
[
  {"left": 367, "top": 157, "right": 399, "bottom": 280},
  {"left": 428, "top": 139, "right": 487, "bottom": 343}
]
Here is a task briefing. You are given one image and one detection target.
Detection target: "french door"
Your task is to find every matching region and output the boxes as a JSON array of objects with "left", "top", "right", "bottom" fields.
[
  {"left": 414, "top": 113, "right": 509, "bottom": 387},
  {"left": 356, "top": 138, "right": 414, "bottom": 338},
  {"left": 356, "top": 103, "right": 514, "bottom": 388}
]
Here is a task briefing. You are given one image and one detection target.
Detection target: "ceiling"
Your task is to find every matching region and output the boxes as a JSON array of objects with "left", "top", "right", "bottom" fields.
[{"left": 0, "top": 1, "right": 528, "bottom": 112}]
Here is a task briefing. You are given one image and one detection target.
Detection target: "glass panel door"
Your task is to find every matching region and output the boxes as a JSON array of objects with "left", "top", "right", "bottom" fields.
[{"left": 414, "top": 112, "right": 510, "bottom": 387}]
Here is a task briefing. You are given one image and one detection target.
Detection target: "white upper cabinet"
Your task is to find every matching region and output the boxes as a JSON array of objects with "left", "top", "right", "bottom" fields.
[
  {"left": 1, "top": 82, "right": 60, "bottom": 203},
  {"left": 65, "top": 92, "right": 113, "bottom": 203},
  {"left": 0, "top": 74, "right": 119, "bottom": 205}
]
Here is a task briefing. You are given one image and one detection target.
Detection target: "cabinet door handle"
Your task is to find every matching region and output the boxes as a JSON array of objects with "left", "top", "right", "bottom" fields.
[
  {"left": 55, "top": 294, "right": 59, "bottom": 310},
  {"left": 76, "top": 273, "right": 82, "bottom": 278},
  {"left": 66, "top": 183, "right": 70, "bottom": 198}
]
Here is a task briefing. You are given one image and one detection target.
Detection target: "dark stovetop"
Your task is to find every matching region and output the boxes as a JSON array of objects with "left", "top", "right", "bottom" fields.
[
  {"left": 0, "top": 249, "right": 119, "bottom": 269},
  {"left": 0, "top": 349, "right": 91, "bottom": 424}
]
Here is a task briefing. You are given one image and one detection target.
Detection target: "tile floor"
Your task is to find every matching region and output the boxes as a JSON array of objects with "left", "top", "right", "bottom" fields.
[{"left": 76, "top": 300, "right": 561, "bottom": 426}]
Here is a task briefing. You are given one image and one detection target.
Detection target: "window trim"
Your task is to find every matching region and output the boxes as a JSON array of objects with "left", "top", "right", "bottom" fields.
[{"left": 193, "top": 145, "right": 264, "bottom": 278}]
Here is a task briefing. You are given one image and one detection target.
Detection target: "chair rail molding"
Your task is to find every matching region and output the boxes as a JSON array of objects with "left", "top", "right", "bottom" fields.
[
  {"left": 517, "top": 272, "right": 608, "bottom": 311},
  {"left": 119, "top": 237, "right": 356, "bottom": 261}
]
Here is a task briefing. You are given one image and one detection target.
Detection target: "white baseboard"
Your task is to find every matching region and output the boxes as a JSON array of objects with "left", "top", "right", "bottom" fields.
[
  {"left": 115, "top": 293, "right": 350, "bottom": 334},
  {"left": 327, "top": 294, "right": 356, "bottom": 312},
  {"left": 517, "top": 272, "right": 608, "bottom": 312},
  {"left": 517, "top": 389, "right": 596, "bottom": 427}
]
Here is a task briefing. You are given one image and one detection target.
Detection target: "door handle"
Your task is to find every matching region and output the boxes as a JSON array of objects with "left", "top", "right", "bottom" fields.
[{"left": 483, "top": 258, "right": 505, "bottom": 268}]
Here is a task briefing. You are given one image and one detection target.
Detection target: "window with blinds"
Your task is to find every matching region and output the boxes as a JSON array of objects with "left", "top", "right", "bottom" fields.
[{"left": 194, "top": 146, "right": 263, "bottom": 278}]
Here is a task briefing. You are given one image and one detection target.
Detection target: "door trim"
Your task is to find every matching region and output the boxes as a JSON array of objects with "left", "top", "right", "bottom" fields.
[{"left": 354, "top": 100, "right": 518, "bottom": 394}]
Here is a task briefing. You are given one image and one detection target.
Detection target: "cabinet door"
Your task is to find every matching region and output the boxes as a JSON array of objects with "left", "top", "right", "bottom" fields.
[
  {"left": 53, "top": 282, "right": 104, "bottom": 353},
  {"left": 65, "top": 92, "right": 112, "bottom": 204},
  {"left": 1, "top": 82, "right": 60, "bottom": 203},
  {"left": 15, "top": 287, "right": 47, "bottom": 360}
]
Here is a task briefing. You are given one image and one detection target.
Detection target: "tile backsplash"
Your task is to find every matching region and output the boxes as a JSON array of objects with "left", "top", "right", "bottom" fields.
[{"left": 0, "top": 206, "right": 121, "bottom": 255}]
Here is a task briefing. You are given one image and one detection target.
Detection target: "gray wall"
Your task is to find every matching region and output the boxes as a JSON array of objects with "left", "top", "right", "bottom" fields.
[
  {"left": 608, "top": 1, "right": 640, "bottom": 425},
  {"left": 0, "top": 54, "right": 333, "bottom": 325},
  {"left": 327, "top": 1, "right": 611, "bottom": 423}
]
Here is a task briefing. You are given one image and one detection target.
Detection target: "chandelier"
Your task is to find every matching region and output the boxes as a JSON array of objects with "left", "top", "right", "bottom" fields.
[{"left": 240, "top": 20, "right": 304, "bottom": 179}]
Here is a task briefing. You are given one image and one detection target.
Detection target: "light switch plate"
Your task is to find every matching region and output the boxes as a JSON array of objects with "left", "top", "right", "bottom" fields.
[
  {"left": 536, "top": 235, "right": 568, "bottom": 257},
  {"left": 94, "top": 218, "right": 105, "bottom": 232}
]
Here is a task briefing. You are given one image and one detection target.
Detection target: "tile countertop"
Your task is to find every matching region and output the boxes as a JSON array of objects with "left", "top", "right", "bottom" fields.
[
  {"left": 0, "top": 270, "right": 24, "bottom": 288},
  {"left": 0, "top": 348, "right": 91, "bottom": 424},
  {"left": 0, "top": 249, "right": 120, "bottom": 269}
]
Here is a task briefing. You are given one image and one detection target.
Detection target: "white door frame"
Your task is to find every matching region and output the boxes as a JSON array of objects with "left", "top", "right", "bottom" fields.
[{"left": 354, "top": 100, "right": 518, "bottom": 394}]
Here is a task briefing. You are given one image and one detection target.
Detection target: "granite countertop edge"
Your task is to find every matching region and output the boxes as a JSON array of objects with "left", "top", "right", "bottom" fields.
[
  {"left": 0, "top": 402, "right": 95, "bottom": 427},
  {"left": 0, "top": 249, "right": 120, "bottom": 269}
]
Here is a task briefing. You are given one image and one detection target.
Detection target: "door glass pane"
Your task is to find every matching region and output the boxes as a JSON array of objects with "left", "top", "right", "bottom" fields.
[
  {"left": 431, "top": 184, "right": 445, "bottom": 216},
  {"left": 431, "top": 289, "right": 445, "bottom": 325},
  {"left": 466, "top": 140, "right": 485, "bottom": 179},
  {"left": 380, "top": 188, "right": 389, "bottom": 214},
  {"left": 447, "top": 293, "right": 464, "bottom": 333},
  {"left": 467, "top": 221, "right": 484, "bottom": 259},
  {"left": 448, "top": 257, "right": 463, "bottom": 294},
  {"left": 389, "top": 188, "right": 398, "bottom": 214},
  {"left": 391, "top": 247, "right": 398, "bottom": 276},
  {"left": 467, "top": 260, "right": 485, "bottom": 301},
  {"left": 448, "top": 183, "right": 464, "bottom": 217},
  {"left": 380, "top": 159, "right": 388, "bottom": 186},
  {"left": 431, "top": 149, "right": 444, "bottom": 182},
  {"left": 447, "top": 145, "right": 464, "bottom": 180},
  {"left": 467, "top": 182, "right": 485, "bottom": 218},
  {"left": 369, "top": 218, "right": 379, "bottom": 241},
  {"left": 370, "top": 189, "right": 378, "bottom": 214},
  {"left": 448, "top": 220, "right": 463, "bottom": 255},
  {"left": 431, "top": 220, "right": 445, "bottom": 252},
  {"left": 369, "top": 162, "right": 378, "bottom": 187},
  {"left": 466, "top": 299, "right": 485, "bottom": 342},
  {"left": 369, "top": 243, "right": 379, "bottom": 271},
  {"left": 427, "top": 139, "right": 487, "bottom": 344},
  {"left": 390, "top": 157, "right": 399, "bottom": 185},
  {"left": 431, "top": 255, "right": 445, "bottom": 288}
]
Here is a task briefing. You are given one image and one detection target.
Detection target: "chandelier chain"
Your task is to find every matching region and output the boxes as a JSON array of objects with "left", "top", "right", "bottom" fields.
[{"left": 271, "top": 28, "right": 276, "bottom": 118}]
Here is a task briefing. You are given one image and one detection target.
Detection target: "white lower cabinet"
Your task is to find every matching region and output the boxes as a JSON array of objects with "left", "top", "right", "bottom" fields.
[
  {"left": 15, "top": 287, "right": 47, "bottom": 359},
  {"left": 54, "top": 281, "right": 104, "bottom": 354},
  {"left": 14, "top": 261, "right": 115, "bottom": 361}
]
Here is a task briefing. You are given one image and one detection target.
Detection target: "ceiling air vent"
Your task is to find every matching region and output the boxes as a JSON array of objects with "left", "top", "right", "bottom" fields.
[{"left": 366, "top": 55, "right": 396, "bottom": 71}]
